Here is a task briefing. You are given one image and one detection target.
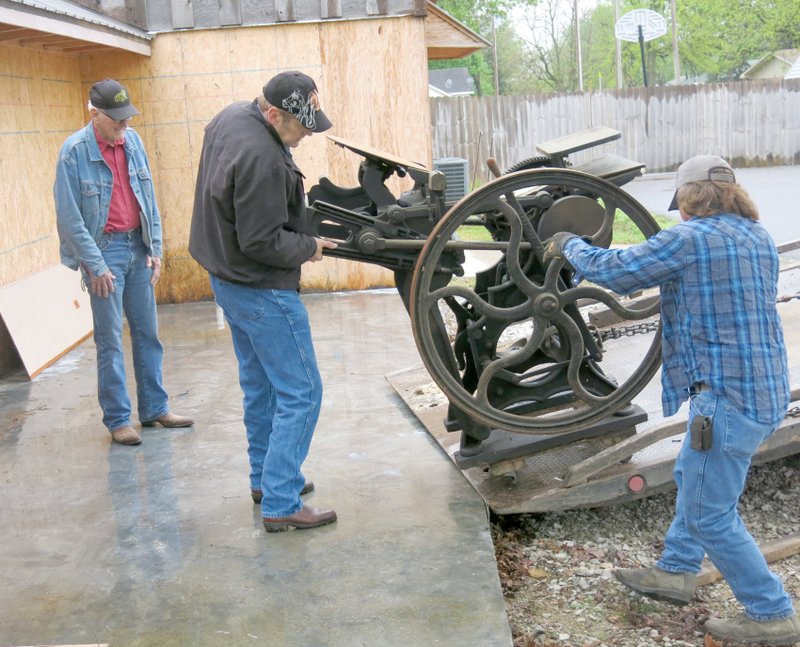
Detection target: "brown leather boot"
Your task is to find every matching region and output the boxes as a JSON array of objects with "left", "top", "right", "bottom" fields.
[
  {"left": 110, "top": 425, "right": 141, "bottom": 445},
  {"left": 262, "top": 505, "right": 336, "bottom": 533},
  {"left": 141, "top": 412, "right": 194, "bottom": 428}
]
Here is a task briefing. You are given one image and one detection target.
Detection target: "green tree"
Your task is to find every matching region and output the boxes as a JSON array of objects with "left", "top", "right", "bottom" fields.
[
  {"left": 677, "top": 0, "right": 800, "bottom": 80},
  {"left": 511, "top": 0, "right": 579, "bottom": 92},
  {"left": 578, "top": 4, "right": 617, "bottom": 90},
  {"left": 432, "top": 0, "right": 539, "bottom": 95},
  {"left": 501, "top": 0, "right": 800, "bottom": 94},
  {"left": 494, "top": 20, "right": 537, "bottom": 94},
  {"left": 608, "top": 0, "right": 800, "bottom": 83}
]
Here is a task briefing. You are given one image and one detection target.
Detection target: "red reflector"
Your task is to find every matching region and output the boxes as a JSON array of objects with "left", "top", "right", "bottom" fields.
[{"left": 627, "top": 475, "right": 646, "bottom": 493}]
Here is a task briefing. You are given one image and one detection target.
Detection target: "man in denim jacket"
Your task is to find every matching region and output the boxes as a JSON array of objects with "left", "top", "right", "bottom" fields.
[{"left": 54, "top": 79, "right": 192, "bottom": 445}]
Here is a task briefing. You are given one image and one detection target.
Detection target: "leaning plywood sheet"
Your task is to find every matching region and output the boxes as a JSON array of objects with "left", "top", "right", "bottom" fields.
[{"left": 0, "top": 264, "right": 92, "bottom": 378}]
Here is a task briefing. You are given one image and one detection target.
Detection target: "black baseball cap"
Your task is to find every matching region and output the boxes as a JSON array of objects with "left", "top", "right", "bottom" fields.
[
  {"left": 89, "top": 79, "right": 139, "bottom": 120},
  {"left": 263, "top": 71, "right": 332, "bottom": 133}
]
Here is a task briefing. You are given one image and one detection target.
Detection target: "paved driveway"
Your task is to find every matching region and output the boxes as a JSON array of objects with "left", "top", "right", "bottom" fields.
[{"left": 624, "top": 166, "right": 800, "bottom": 245}]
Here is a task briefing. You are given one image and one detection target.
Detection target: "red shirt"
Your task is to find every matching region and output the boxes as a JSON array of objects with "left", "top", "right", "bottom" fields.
[{"left": 94, "top": 125, "right": 142, "bottom": 233}]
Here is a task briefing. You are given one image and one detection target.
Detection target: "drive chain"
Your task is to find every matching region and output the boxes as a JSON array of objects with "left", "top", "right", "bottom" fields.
[{"left": 599, "top": 320, "right": 660, "bottom": 341}]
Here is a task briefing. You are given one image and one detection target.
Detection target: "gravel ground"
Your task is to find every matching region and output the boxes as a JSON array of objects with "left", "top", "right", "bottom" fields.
[{"left": 492, "top": 453, "right": 800, "bottom": 647}]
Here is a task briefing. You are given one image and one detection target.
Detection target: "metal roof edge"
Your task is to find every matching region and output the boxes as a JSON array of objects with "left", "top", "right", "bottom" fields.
[
  {"left": 3, "top": 0, "right": 150, "bottom": 40},
  {"left": 145, "top": 11, "right": 417, "bottom": 35}
]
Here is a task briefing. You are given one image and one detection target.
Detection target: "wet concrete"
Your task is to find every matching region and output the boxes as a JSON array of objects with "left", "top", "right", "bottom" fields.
[{"left": 0, "top": 290, "right": 512, "bottom": 647}]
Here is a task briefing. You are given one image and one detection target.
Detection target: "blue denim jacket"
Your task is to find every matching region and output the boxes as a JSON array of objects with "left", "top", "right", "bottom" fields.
[{"left": 53, "top": 122, "right": 163, "bottom": 277}]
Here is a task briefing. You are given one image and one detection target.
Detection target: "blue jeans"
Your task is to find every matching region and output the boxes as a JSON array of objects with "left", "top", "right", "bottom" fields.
[
  {"left": 209, "top": 274, "right": 322, "bottom": 518},
  {"left": 89, "top": 230, "right": 168, "bottom": 432},
  {"left": 657, "top": 391, "right": 794, "bottom": 621}
]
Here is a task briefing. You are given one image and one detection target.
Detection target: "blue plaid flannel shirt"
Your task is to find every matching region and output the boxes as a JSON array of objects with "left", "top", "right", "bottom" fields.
[{"left": 563, "top": 214, "right": 789, "bottom": 426}]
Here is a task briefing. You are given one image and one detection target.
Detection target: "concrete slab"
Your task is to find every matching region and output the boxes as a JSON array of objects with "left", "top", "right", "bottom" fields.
[{"left": 0, "top": 291, "right": 512, "bottom": 647}]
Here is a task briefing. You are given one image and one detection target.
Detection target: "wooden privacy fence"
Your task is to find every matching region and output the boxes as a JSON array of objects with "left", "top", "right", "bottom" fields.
[{"left": 430, "top": 79, "right": 800, "bottom": 182}]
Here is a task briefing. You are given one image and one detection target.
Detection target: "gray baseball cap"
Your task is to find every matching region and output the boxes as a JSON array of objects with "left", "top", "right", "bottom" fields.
[{"left": 668, "top": 155, "right": 736, "bottom": 211}]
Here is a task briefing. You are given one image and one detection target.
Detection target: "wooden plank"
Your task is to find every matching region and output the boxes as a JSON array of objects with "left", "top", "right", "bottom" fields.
[
  {"left": 219, "top": 0, "right": 242, "bottom": 25},
  {"left": 275, "top": 0, "right": 297, "bottom": 21},
  {"left": 366, "top": 0, "right": 388, "bottom": 15},
  {"left": 563, "top": 391, "right": 800, "bottom": 488},
  {"left": 0, "top": 27, "right": 36, "bottom": 41},
  {"left": 697, "top": 534, "right": 800, "bottom": 587},
  {"left": 321, "top": 0, "right": 342, "bottom": 19},
  {"left": 560, "top": 419, "right": 685, "bottom": 487},
  {"left": 0, "top": 265, "right": 92, "bottom": 379},
  {"left": 170, "top": 0, "right": 195, "bottom": 28}
]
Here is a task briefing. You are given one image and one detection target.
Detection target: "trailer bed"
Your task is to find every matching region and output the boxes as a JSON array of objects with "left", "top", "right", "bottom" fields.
[{"left": 386, "top": 299, "right": 800, "bottom": 514}]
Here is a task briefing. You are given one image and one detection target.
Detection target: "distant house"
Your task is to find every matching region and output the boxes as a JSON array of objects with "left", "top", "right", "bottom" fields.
[
  {"left": 429, "top": 68, "right": 476, "bottom": 97},
  {"left": 786, "top": 56, "right": 800, "bottom": 80},
  {"left": 740, "top": 49, "right": 800, "bottom": 80}
]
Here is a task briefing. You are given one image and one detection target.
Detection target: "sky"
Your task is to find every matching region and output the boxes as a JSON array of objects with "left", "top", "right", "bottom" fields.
[{"left": 510, "top": 0, "right": 601, "bottom": 46}]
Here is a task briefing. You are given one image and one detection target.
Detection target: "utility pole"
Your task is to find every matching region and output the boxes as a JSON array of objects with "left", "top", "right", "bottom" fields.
[
  {"left": 574, "top": 0, "right": 583, "bottom": 91},
  {"left": 670, "top": 0, "right": 681, "bottom": 83},
  {"left": 492, "top": 17, "right": 500, "bottom": 96},
  {"left": 614, "top": 0, "right": 623, "bottom": 88}
]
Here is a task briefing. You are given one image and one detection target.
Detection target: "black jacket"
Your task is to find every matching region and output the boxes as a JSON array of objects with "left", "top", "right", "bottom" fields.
[{"left": 189, "top": 100, "right": 317, "bottom": 289}]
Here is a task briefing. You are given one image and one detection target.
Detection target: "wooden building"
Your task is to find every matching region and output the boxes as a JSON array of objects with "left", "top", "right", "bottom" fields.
[{"left": 0, "top": 0, "right": 486, "bottom": 376}]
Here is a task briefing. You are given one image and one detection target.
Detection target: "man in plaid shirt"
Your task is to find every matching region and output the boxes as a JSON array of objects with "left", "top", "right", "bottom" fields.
[{"left": 546, "top": 155, "right": 798, "bottom": 645}]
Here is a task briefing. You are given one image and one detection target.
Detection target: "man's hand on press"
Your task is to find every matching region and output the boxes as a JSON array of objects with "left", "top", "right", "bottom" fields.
[
  {"left": 310, "top": 238, "right": 338, "bottom": 262},
  {"left": 542, "top": 231, "right": 580, "bottom": 267}
]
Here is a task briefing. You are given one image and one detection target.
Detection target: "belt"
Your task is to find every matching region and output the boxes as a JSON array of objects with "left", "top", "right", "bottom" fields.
[
  {"left": 103, "top": 227, "right": 142, "bottom": 239},
  {"left": 689, "top": 382, "right": 711, "bottom": 395}
]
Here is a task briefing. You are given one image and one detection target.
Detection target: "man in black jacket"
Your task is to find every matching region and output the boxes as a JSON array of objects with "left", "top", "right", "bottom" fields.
[{"left": 190, "top": 71, "right": 337, "bottom": 533}]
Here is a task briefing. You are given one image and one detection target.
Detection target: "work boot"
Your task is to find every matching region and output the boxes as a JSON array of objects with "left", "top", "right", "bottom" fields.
[
  {"left": 110, "top": 425, "right": 141, "bottom": 445},
  {"left": 613, "top": 566, "right": 696, "bottom": 605},
  {"left": 141, "top": 412, "right": 194, "bottom": 428},
  {"left": 262, "top": 505, "right": 337, "bottom": 533},
  {"left": 706, "top": 612, "right": 800, "bottom": 646}
]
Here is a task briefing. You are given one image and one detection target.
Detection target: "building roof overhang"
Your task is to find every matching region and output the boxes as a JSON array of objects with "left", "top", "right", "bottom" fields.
[
  {"left": 0, "top": 0, "right": 150, "bottom": 55},
  {"left": 425, "top": 1, "right": 489, "bottom": 60}
]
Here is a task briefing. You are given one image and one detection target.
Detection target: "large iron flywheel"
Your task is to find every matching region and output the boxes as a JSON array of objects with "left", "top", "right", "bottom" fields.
[{"left": 409, "top": 168, "right": 663, "bottom": 435}]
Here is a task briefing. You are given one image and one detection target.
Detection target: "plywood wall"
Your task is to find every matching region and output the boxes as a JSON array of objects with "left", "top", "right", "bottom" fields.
[
  {"left": 0, "top": 15, "right": 430, "bottom": 304},
  {"left": 0, "top": 46, "right": 83, "bottom": 286},
  {"left": 76, "top": 16, "right": 432, "bottom": 302}
]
